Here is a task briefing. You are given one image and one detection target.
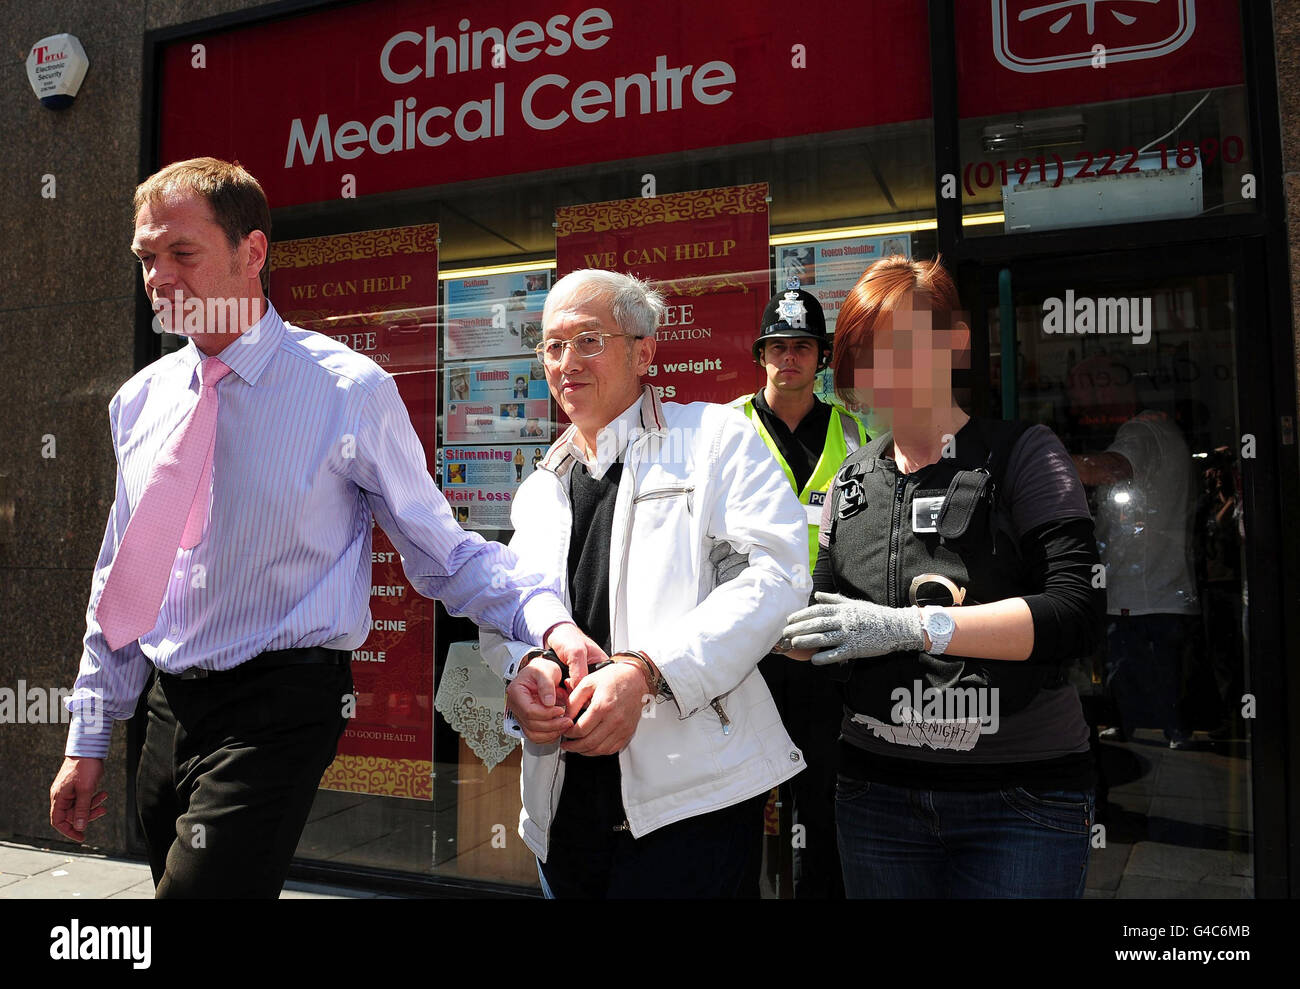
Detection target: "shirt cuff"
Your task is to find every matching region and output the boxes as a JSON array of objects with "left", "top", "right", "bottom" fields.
[
  {"left": 514, "top": 592, "right": 573, "bottom": 647},
  {"left": 65, "top": 713, "right": 112, "bottom": 759},
  {"left": 503, "top": 647, "right": 545, "bottom": 684},
  {"left": 502, "top": 712, "right": 525, "bottom": 739}
]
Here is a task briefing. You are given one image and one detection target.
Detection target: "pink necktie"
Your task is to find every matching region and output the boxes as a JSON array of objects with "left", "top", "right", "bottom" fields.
[{"left": 96, "top": 357, "right": 233, "bottom": 651}]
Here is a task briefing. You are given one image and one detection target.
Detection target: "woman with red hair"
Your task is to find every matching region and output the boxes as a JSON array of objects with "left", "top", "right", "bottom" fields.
[{"left": 779, "top": 256, "right": 1104, "bottom": 898}]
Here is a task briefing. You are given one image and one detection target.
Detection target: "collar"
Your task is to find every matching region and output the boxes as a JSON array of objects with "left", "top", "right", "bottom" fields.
[
  {"left": 752, "top": 388, "right": 826, "bottom": 420},
  {"left": 541, "top": 383, "right": 667, "bottom": 479},
  {"left": 180, "top": 301, "right": 286, "bottom": 388}
]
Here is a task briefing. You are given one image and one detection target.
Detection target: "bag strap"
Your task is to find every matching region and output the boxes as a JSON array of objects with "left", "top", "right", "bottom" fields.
[
  {"left": 974, "top": 417, "right": 1034, "bottom": 491},
  {"left": 978, "top": 417, "right": 1035, "bottom": 556},
  {"left": 862, "top": 429, "right": 893, "bottom": 461},
  {"left": 935, "top": 417, "right": 1034, "bottom": 551}
]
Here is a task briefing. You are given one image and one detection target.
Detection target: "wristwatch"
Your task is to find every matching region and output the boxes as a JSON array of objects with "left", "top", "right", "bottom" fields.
[{"left": 921, "top": 607, "right": 956, "bottom": 656}]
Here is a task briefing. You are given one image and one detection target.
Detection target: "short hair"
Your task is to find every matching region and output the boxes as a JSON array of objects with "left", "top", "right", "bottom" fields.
[
  {"left": 134, "top": 157, "right": 272, "bottom": 295},
  {"left": 543, "top": 269, "right": 666, "bottom": 338},
  {"left": 831, "top": 255, "right": 962, "bottom": 401}
]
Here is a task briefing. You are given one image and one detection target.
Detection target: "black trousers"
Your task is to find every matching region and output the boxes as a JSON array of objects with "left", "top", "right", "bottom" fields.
[
  {"left": 759, "top": 652, "right": 846, "bottom": 898},
  {"left": 136, "top": 658, "right": 351, "bottom": 898},
  {"left": 539, "top": 753, "right": 765, "bottom": 898}
]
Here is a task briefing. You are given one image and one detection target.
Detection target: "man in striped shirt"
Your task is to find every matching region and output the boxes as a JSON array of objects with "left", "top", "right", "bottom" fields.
[{"left": 48, "top": 158, "right": 601, "bottom": 897}]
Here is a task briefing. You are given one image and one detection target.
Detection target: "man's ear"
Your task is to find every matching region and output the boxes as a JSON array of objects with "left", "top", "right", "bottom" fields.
[
  {"left": 244, "top": 230, "right": 269, "bottom": 285},
  {"left": 633, "top": 334, "right": 656, "bottom": 375}
]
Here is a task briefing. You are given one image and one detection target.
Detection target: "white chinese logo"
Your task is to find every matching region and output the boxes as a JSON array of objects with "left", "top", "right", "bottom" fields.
[
  {"left": 992, "top": 0, "right": 1197, "bottom": 73},
  {"left": 1021, "top": 0, "right": 1157, "bottom": 35}
]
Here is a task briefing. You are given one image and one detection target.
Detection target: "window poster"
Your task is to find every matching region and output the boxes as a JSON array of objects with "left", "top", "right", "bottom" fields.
[
  {"left": 444, "top": 268, "right": 552, "bottom": 360},
  {"left": 775, "top": 234, "right": 913, "bottom": 336},
  {"left": 439, "top": 444, "right": 549, "bottom": 531},
  {"left": 272, "top": 223, "right": 439, "bottom": 800},
  {"left": 555, "top": 183, "right": 771, "bottom": 405},
  {"left": 443, "top": 356, "right": 551, "bottom": 447}
]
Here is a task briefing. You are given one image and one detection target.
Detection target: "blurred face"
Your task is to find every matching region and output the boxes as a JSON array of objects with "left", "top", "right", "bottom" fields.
[
  {"left": 851, "top": 289, "right": 969, "bottom": 424},
  {"left": 759, "top": 336, "right": 820, "bottom": 395},
  {"left": 132, "top": 192, "right": 264, "bottom": 338},
  {"left": 541, "top": 288, "right": 655, "bottom": 434}
]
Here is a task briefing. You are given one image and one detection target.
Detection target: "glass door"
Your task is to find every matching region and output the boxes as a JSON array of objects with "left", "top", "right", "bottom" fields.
[{"left": 974, "top": 247, "right": 1262, "bottom": 898}]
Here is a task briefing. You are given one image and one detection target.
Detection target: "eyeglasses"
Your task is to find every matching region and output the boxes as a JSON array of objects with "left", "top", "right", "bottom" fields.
[{"left": 536, "top": 331, "right": 636, "bottom": 364}]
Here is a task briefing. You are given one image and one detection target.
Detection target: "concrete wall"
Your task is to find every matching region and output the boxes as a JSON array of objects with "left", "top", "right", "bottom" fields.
[{"left": 1277, "top": 1, "right": 1300, "bottom": 430}]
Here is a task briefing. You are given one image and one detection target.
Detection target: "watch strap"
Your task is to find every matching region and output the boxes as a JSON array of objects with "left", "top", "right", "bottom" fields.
[{"left": 921, "top": 606, "right": 955, "bottom": 656}]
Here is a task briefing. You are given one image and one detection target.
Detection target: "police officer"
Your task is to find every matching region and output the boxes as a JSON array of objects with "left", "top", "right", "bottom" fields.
[
  {"left": 733, "top": 282, "right": 867, "bottom": 898},
  {"left": 779, "top": 256, "right": 1104, "bottom": 898}
]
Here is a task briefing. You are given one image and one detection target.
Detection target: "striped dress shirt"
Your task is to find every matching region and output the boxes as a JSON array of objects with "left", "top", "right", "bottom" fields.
[{"left": 65, "top": 304, "right": 569, "bottom": 758}]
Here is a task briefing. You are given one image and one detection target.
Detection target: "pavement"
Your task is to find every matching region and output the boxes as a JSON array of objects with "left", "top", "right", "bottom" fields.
[
  {"left": 0, "top": 840, "right": 390, "bottom": 899},
  {"left": 1, "top": 727, "right": 1251, "bottom": 899},
  {"left": 1083, "top": 728, "right": 1253, "bottom": 898}
]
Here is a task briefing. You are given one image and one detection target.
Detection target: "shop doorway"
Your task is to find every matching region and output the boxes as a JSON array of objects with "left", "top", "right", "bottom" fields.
[{"left": 965, "top": 244, "right": 1274, "bottom": 898}]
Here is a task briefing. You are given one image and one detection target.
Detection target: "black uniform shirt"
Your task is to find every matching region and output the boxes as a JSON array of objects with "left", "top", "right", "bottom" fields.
[{"left": 751, "top": 390, "right": 832, "bottom": 493}]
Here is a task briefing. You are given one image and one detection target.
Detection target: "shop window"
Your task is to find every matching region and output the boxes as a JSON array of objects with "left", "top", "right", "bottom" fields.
[
  {"left": 150, "top": 0, "right": 941, "bottom": 892},
  {"left": 267, "top": 124, "right": 937, "bottom": 889},
  {"left": 955, "top": 0, "right": 1255, "bottom": 236}
]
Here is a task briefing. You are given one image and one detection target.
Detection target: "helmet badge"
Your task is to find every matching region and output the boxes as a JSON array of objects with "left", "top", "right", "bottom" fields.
[{"left": 777, "top": 291, "right": 807, "bottom": 330}]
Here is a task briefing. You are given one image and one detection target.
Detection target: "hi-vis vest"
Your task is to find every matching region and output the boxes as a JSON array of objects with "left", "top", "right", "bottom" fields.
[{"left": 732, "top": 395, "right": 868, "bottom": 568}]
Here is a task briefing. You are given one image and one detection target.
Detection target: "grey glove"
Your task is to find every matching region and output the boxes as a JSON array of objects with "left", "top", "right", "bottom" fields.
[
  {"left": 709, "top": 540, "right": 749, "bottom": 585},
  {"left": 781, "top": 591, "right": 924, "bottom": 665}
]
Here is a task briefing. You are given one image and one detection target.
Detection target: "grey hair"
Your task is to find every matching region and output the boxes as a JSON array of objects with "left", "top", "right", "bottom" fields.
[{"left": 543, "top": 269, "right": 666, "bottom": 338}]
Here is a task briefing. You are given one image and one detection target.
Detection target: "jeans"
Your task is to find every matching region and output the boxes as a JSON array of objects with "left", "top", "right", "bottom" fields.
[{"left": 835, "top": 777, "right": 1094, "bottom": 898}]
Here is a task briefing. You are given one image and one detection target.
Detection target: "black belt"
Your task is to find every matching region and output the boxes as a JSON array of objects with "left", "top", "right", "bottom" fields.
[{"left": 163, "top": 646, "right": 351, "bottom": 681}]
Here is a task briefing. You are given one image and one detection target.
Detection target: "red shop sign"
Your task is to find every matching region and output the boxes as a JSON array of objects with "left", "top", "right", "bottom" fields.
[
  {"left": 957, "top": 0, "right": 1245, "bottom": 118},
  {"left": 158, "top": 0, "right": 930, "bottom": 208}
]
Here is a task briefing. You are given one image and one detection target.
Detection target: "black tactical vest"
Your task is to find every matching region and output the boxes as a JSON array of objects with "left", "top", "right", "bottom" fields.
[{"left": 823, "top": 417, "right": 1062, "bottom": 719}]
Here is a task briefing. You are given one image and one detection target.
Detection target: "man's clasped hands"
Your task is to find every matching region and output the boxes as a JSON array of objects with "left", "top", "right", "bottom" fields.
[{"left": 508, "top": 622, "right": 657, "bottom": 755}]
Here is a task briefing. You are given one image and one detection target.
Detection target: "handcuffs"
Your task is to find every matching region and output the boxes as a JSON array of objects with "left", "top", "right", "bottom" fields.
[{"left": 511, "top": 647, "right": 669, "bottom": 700}]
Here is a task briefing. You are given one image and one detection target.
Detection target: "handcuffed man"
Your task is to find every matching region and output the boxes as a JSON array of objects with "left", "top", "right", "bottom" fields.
[{"left": 482, "top": 268, "right": 810, "bottom": 898}]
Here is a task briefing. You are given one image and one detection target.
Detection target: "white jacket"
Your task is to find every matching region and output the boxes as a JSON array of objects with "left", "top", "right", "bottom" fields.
[{"left": 481, "top": 385, "right": 810, "bottom": 860}]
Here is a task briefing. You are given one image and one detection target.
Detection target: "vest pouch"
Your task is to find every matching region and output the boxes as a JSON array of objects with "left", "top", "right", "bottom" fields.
[{"left": 935, "top": 468, "right": 992, "bottom": 542}]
